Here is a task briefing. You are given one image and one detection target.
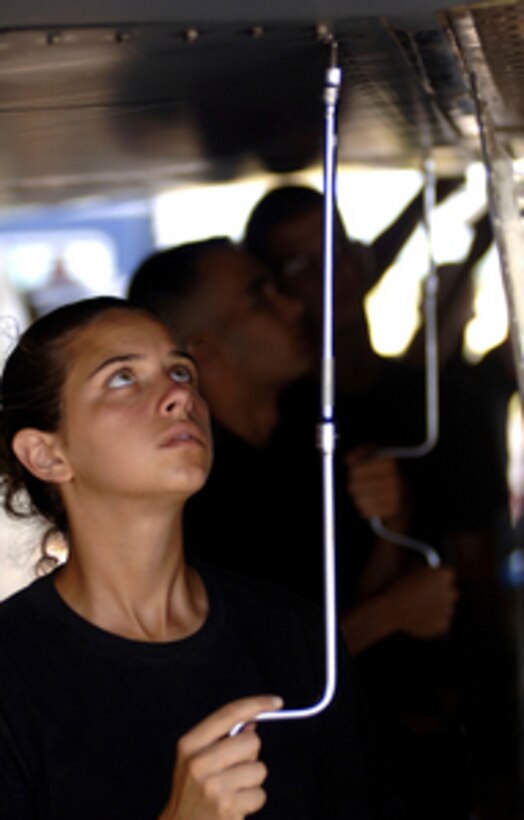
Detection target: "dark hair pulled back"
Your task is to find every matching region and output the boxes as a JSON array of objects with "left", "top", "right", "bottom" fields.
[{"left": 0, "top": 297, "right": 150, "bottom": 545}]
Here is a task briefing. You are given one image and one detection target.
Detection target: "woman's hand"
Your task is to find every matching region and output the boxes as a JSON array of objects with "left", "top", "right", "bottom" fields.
[{"left": 159, "top": 695, "right": 283, "bottom": 820}]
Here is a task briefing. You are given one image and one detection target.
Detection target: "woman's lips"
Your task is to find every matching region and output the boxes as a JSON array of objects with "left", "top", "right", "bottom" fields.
[{"left": 159, "top": 422, "right": 206, "bottom": 448}]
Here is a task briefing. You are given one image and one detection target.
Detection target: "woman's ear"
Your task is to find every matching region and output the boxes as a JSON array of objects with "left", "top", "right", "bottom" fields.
[{"left": 12, "top": 429, "right": 73, "bottom": 484}]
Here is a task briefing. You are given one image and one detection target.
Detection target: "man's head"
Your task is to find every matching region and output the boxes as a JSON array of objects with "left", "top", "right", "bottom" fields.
[
  {"left": 244, "top": 186, "right": 373, "bottom": 332},
  {"left": 128, "top": 239, "right": 311, "bottom": 400}
]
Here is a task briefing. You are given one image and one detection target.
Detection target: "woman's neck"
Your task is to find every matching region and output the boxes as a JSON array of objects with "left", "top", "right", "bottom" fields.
[{"left": 54, "top": 498, "right": 209, "bottom": 642}]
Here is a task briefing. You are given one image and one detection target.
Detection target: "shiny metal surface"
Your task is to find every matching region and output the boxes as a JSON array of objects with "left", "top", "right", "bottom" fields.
[
  {"left": 369, "top": 159, "right": 442, "bottom": 569},
  {"left": 232, "top": 47, "right": 341, "bottom": 734},
  {"left": 0, "top": 9, "right": 478, "bottom": 208},
  {"left": 231, "top": 46, "right": 342, "bottom": 735},
  {"left": 449, "top": 3, "right": 524, "bottom": 402},
  {"left": 2, "top": 2, "right": 524, "bottom": 208}
]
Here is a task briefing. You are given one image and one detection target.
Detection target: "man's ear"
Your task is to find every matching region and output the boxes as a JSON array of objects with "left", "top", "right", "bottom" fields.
[{"left": 12, "top": 429, "right": 73, "bottom": 484}]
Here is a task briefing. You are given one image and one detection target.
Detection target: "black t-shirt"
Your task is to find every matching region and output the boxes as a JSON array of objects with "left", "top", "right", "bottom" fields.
[
  {"left": 187, "top": 366, "right": 508, "bottom": 609},
  {"left": 0, "top": 562, "right": 401, "bottom": 819},
  {"left": 186, "top": 379, "right": 372, "bottom": 613},
  {"left": 187, "top": 366, "right": 510, "bottom": 820}
]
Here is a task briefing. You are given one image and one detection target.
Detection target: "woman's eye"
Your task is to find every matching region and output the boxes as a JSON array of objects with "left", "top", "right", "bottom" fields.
[
  {"left": 107, "top": 369, "right": 135, "bottom": 389},
  {"left": 169, "top": 364, "right": 194, "bottom": 384}
]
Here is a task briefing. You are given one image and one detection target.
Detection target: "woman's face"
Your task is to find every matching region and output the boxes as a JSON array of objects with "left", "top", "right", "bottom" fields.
[{"left": 53, "top": 309, "right": 212, "bottom": 506}]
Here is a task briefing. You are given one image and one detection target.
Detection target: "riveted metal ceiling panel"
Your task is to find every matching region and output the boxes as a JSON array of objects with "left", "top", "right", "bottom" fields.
[
  {"left": 0, "top": 1, "right": 521, "bottom": 206},
  {"left": 0, "top": 15, "right": 477, "bottom": 207}
]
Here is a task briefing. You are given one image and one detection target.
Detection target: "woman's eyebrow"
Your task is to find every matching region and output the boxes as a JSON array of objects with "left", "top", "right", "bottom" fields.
[
  {"left": 88, "top": 353, "right": 143, "bottom": 379},
  {"left": 88, "top": 349, "right": 196, "bottom": 380},
  {"left": 169, "top": 349, "right": 197, "bottom": 366}
]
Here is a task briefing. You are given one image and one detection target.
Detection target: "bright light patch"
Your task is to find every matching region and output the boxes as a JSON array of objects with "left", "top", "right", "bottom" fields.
[
  {"left": 6, "top": 242, "right": 54, "bottom": 289},
  {"left": 464, "top": 248, "right": 508, "bottom": 360},
  {"left": 507, "top": 391, "right": 524, "bottom": 524},
  {"left": 337, "top": 168, "right": 422, "bottom": 242},
  {"left": 2, "top": 230, "right": 118, "bottom": 295},
  {"left": 63, "top": 238, "right": 116, "bottom": 292},
  {"left": 153, "top": 177, "right": 276, "bottom": 246},
  {"left": 152, "top": 163, "right": 506, "bottom": 361},
  {"left": 365, "top": 262, "right": 420, "bottom": 355}
]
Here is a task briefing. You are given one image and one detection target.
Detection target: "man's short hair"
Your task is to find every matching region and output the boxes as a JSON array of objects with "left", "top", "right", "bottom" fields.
[
  {"left": 244, "top": 186, "right": 324, "bottom": 267},
  {"left": 128, "top": 237, "right": 231, "bottom": 327}
]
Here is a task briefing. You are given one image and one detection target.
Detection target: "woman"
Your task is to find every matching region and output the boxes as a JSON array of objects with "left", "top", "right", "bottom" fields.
[{"left": 0, "top": 297, "right": 381, "bottom": 819}]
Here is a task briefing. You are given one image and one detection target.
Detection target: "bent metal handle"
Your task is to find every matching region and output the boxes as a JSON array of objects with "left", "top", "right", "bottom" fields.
[
  {"left": 369, "top": 516, "right": 441, "bottom": 569},
  {"left": 369, "top": 158, "right": 441, "bottom": 570},
  {"left": 230, "top": 43, "right": 342, "bottom": 737}
]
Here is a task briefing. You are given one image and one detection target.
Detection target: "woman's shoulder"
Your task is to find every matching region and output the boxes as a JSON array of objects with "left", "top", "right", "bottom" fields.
[
  {"left": 0, "top": 573, "right": 47, "bottom": 610},
  {"left": 0, "top": 574, "right": 54, "bottom": 643}
]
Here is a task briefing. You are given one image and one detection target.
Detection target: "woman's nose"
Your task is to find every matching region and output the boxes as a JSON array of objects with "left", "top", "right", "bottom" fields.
[{"left": 159, "top": 380, "right": 194, "bottom": 416}]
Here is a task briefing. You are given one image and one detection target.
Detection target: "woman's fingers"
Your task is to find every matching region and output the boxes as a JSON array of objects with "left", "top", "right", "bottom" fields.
[
  {"left": 183, "top": 727, "right": 262, "bottom": 781},
  {"left": 199, "top": 760, "right": 269, "bottom": 815},
  {"left": 177, "top": 695, "right": 283, "bottom": 756},
  {"left": 162, "top": 695, "right": 283, "bottom": 819}
]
